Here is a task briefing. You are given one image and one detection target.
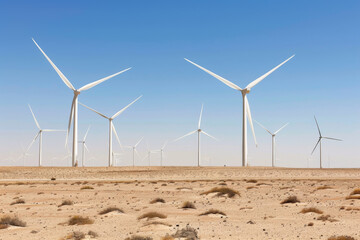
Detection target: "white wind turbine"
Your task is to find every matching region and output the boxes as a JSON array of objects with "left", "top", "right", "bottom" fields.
[
  {"left": 32, "top": 39, "right": 131, "bottom": 167},
  {"left": 26, "top": 105, "right": 66, "bottom": 166},
  {"left": 78, "top": 125, "right": 91, "bottom": 167},
  {"left": 80, "top": 95, "right": 142, "bottom": 166},
  {"left": 184, "top": 55, "right": 294, "bottom": 166},
  {"left": 255, "top": 120, "right": 289, "bottom": 167},
  {"left": 123, "top": 137, "right": 144, "bottom": 167},
  {"left": 311, "top": 116, "right": 342, "bottom": 169},
  {"left": 151, "top": 141, "right": 168, "bottom": 166},
  {"left": 173, "top": 105, "right": 217, "bottom": 167}
]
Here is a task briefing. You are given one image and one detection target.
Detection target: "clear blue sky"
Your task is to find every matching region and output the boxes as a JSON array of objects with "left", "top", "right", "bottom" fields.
[{"left": 0, "top": 0, "right": 359, "bottom": 167}]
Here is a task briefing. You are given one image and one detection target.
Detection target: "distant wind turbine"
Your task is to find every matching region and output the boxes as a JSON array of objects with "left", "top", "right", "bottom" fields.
[
  {"left": 80, "top": 95, "right": 142, "bottom": 166},
  {"left": 184, "top": 55, "right": 294, "bottom": 166},
  {"left": 173, "top": 105, "right": 217, "bottom": 167},
  {"left": 151, "top": 141, "right": 168, "bottom": 166},
  {"left": 123, "top": 137, "right": 144, "bottom": 167},
  {"left": 32, "top": 38, "right": 131, "bottom": 167},
  {"left": 311, "top": 116, "right": 342, "bottom": 169},
  {"left": 26, "top": 104, "right": 66, "bottom": 166},
  {"left": 78, "top": 126, "right": 91, "bottom": 167},
  {"left": 255, "top": 120, "right": 289, "bottom": 167}
]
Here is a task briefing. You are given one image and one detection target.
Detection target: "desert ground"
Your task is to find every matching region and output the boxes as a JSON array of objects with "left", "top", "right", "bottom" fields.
[{"left": 0, "top": 167, "right": 360, "bottom": 240}]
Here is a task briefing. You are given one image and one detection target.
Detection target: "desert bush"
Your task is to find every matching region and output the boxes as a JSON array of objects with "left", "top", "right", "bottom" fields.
[
  {"left": 88, "top": 231, "right": 98, "bottom": 238},
  {"left": 10, "top": 199, "right": 25, "bottom": 205},
  {"left": 281, "top": 196, "right": 300, "bottom": 204},
  {"left": 138, "top": 212, "right": 167, "bottom": 220},
  {"left": 199, "top": 209, "right": 226, "bottom": 216},
  {"left": 345, "top": 195, "right": 360, "bottom": 200},
  {"left": 246, "top": 179, "right": 257, "bottom": 183},
  {"left": 125, "top": 235, "right": 153, "bottom": 240},
  {"left": 62, "top": 231, "right": 85, "bottom": 240},
  {"left": 201, "top": 187, "right": 240, "bottom": 198},
  {"left": 172, "top": 225, "right": 199, "bottom": 239},
  {"left": 99, "top": 207, "right": 123, "bottom": 215},
  {"left": 59, "top": 200, "right": 73, "bottom": 207},
  {"left": 80, "top": 186, "right": 94, "bottom": 190},
  {"left": 150, "top": 198, "right": 165, "bottom": 204},
  {"left": 143, "top": 221, "right": 171, "bottom": 227},
  {"left": 300, "top": 207, "right": 323, "bottom": 214},
  {"left": 0, "top": 215, "right": 26, "bottom": 228},
  {"left": 328, "top": 236, "right": 355, "bottom": 240},
  {"left": 181, "top": 201, "right": 196, "bottom": 209},
  {"left": 161, "top": 235, "right": 175, "bottom": 240},
  {"left": 317, "top": 215, "right": 338, "bottom": 222},
  {"left": 68, "top": 216, "right": 94, "bottom": 225},
  {"left": 350, "top": 188, "right": 360, "bottom": 195},
  {"left": 316, "top": 185, "right": 332, "bottom": 190}
]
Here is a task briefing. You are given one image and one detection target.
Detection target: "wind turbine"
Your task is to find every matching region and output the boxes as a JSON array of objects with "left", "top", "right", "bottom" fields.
[
  {"left": 173, "top": 104, "right": 217, "bottom": 167},
  {"left": 255, "top": 120, "right": 289, "bottom": 167},
  {"left": 26, "top": 104, "right": 66, "bottom": 166},
  {"left": 78, "top": 126, "right": 91, "bottom": 167},
  {"left": 151, "top": 141, "right": 168, "bottom": 166},
  {"left": 32, "top": 39, "right": 131, "bottom": 167},
  {"left": 79, "top": 95, "right": 142, "bottom": 166},
  {"left": 123, "top": 137, "right": 144, "bottom": 167},
  {"left": 184, "top": 55, "right": 294, "bottom": 166},
  {"left": 311, "top": 116, "right": 342, "bottom": 169}
]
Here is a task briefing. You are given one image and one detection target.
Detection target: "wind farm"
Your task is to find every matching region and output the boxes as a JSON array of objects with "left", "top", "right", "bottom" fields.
[{"left": 1, "top": 1, "right": 359, "bottom": 240}]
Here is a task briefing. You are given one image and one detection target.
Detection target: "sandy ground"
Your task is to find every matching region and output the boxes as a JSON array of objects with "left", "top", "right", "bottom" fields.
[{"left": 0, "top": 166, "right": 360, "bottom": 240}]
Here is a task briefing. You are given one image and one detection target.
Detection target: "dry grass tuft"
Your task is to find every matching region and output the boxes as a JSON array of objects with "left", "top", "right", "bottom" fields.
[
  {"left": 161, "top": 235, "right": 175, "bottom": 240},
  {"left": 345, "top": 195, "right": 360, "bottom": 200},
  {"left": 201, "top": 187, "right": 240, "bottom": 198},
  {"left": 317, "top": 215, "right": 338, "bottom": 222},
  {"left": 199, "top": 209, "right": 226, "bottom": 216},
  {"left": 181, "top": 201, "right": 196, "bottom": 209},
  {"left": 0, "top": 215, "right": 26, "bottom": 228},
  {"left": 143, "top": 221, "right": 171, "bottom": 227},
  {"left": 99, "top": 207, "right": 123, "bottom": 215},
  {"left": 68, "top": 216, "right": 94, "bottom": 225},
  {"left": 10, "top": 199, "right": 25, "bottom": 205},
  {"left": 87, "top": 231, "right": 98, "bottom": 238},
  {"left": 138, "top": 212, "right": 167, "bottom": 220},
  {"left": 150, "top": 198, "right": 165, "bottom": 204},
  {"left": 172, "top": 225, "right": 199, "bottom": 239},
  {"left": 59, "top": 200, "right": 73, "bottom": 207},
  {"left": 300, "top": 207, "right": 323, "bottom": 214},
  {"left": 281, "top": 196, "right": 300, "bottom": 204},
  {"left": 62, "top": 231, "right": 85, "bottom": 240},
  {"left": 328, "top": 236, "right": 355, "bottom": 240},
  {"left": 350, "top": 188, "right": 360, "bottom": 195},
  {"left": 316, "top": 185, "right": 333, "bottom": 190},
  {"left": 80, "top": 186, "right": 94, "bottom": 190},
  {"left": 246, "top": 179, "right": 257, "bottom": 183},
  {"left": 125, "top": 235, "right": 153, "bottom": 240}
]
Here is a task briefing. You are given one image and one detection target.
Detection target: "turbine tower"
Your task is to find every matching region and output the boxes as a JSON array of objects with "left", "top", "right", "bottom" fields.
[
  {"left": 26, "top": 105, "right": 66, "bottom": 166},
  {"left": 123, "top": 137, "right": 143, "bottom": 167},
  {"left": 255, "top": 120, "right": 289, "bottom": 167},
  {"left": 78, "top": 125, "right": 91, "bottom": 167},
  {"left": 151, "top": 141, "right": 168, "bottom": 166},
  {"left": 173, "top": 104, "right": 217, "bottom": 167},
  {"left": 32, "top": 39, "right": 131, "bottom": 167},
  {"left": 184, "top": 55, "right": 294, "bottom": 166},
  {"left": 311, "top": 116, "right": 342, "bottom": 169},
  {"left": 80, "top": 95, "right": 142, "bottom": 166}
]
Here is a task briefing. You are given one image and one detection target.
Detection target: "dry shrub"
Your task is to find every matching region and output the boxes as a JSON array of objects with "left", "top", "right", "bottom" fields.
[
  {"left": 138, "top": 212, "right": 167, "bottom": 220},
  {"left": 316, "top": 185, "right": 333, "bottom": 190},
  {"left": 328, "top": 236, "right": 355, "bottom": 240},
  {"left": 181, "top": 201, "right": 196, "bottom": 209},
  {"left": 201, "top": 187, "right": 240, "bottom": 198},
  {"left": 143, "top": 221, "right": 171, "bottom": 227},
  {"left": 246, "top": 179, "right": 257, "bottom": 183},
  {"left": 99, "top": 207, "right": 123, "bottom": 215},
  {"left": 300, "top": 207, "right": 323, "bottom": 214},
  {"left": 247, "top": 186, "right": 257, "bottom": 190},
  {"left": 80, "top": 186, "right": 94, "bottom": 190},
  {"left": 345, "top": 195, "right": 360, "bottom": 200},
  {"left": 88, "top": 231, "right": 98, "bottom": 238},
  {"left": 199, "top": 209, "right": 226, "bottom": 216},
  {"left": 150, "top": 198, "right": 165, "bottom": 204},
  {"left": 172, "top": 225, "right": 199, "bottom": 239},
  {"left": 59, "top": 200, "right": 73, "bottom": 207},
  {"left": 125, "top": 236, "right": 153, "bottom": 240},
  {"left": 317, "top": 215, "right": 338, "bottom": 222},
  {"left": 68, "top": 216, "right": 94, "bottom": 225},
  {"left": 0, "top": 215, "right": 26, "bottom": 228},
  {"left": 10, "top": 199, "right": 25, "bottom": 205},
  {"left": 161, "top": 235, "right": 175, "bottom": 240},
  {"left": 62, "top": 231, "right": 85, "bottom": 240},
  {"left": 281, "top": 196, "right": 300, "bottom": 204},
  {"left": 350, "top": 188, "right": 360, "bottom": 195}
]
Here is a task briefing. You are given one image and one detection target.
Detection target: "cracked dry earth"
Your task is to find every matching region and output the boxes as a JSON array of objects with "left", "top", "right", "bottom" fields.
[{"left": 0, "top": 167, "right": 360, "bottom": 239}]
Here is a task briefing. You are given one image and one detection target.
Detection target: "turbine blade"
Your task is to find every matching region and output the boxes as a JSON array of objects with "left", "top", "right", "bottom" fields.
[
  {"left": 246, "top": 55, "right": 295, "bottom": 90},
  {"left": 162, "top": 141, "right": 168, "bottom": 150},
  {"left": 83, "top": 125, "right": 91, "bottom": 141},
  {"left": 134, "top": 149, "right": 140, "bottom": 158},
  {"left": 245, "top": 96, "right": 257, "bottom": 146},
  {"left": 274, "top": 123, "right": 289, "bottom": 135},
  {"left": 314, "top": 116, "right": 322, "bottom": 137},
  {"left": 112, "top": 124, "right": 122, "bottom": 148},
  {"left": 79, "top": 102, "right": 109, "bottom": 119},
  {"left": 28, "top": 104, "right": 41, "bottom": 129},
  {"left": 43, "top": 129, "right": 66, "bottom": 132},
  {"left": 84, "top": 144, "right": 90, "bottom": 153},
  {"left": 173, "top": 130, "right": 197, "bottom": 142},
  {"left": 111, "top": 95, "right": 142, "bottom": 119},
  {"left": 323, "top": 137, "right": 342, "bottom": 141},
  {"left": 65, "top": 97, "right": 75, "bottom": 147},
  {"left": 26, "top": 132, "right": 40, "bottom": 152},
  {"left": 198, "top": 104, "right": 203, "bottom": 129},
  {"left": 32, "top": 38, "right": 75, "bottom": 91},
  {"left": 135, "top": 137, "right": 144, "bottom": 147},
  {"left": 254, "top": 120, "right": 273, "bottom": 135},
  {"left": 78, "top": 68, "right": 131, "bottom": 92},
  {"left": 201, "top": 131, "right": 218, "bottom": 141},
  {"left": 311, "top": 138, "right": 321, "bottom": 155},
  {"left": 184, "top": 58, "right": 242, "bottom": 91}
]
